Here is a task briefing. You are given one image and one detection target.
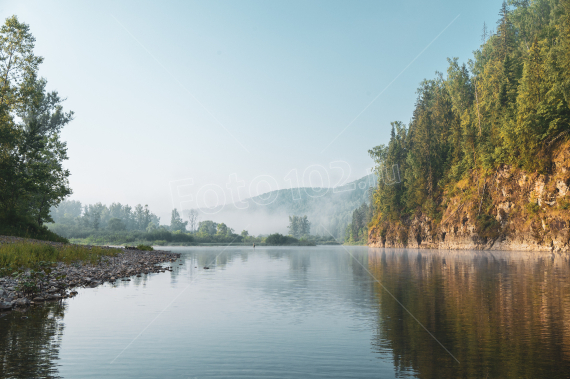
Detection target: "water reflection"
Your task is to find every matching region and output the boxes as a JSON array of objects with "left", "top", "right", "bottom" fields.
[
  {"left": 369, "top": 249, "right": 570, "bottom": 378},
  {"left": 2, "top": 247, "right": 570, "bottom": 378},
  {"left": 0, "top": 302, "right": 65, "bottom": 379}
]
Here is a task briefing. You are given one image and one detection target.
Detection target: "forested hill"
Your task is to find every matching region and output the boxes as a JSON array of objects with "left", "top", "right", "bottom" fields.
[
  {"left": 369, "top": 0, "right": 570, "bottom": 251},
  {"left": 206, "top": 174, "right": 376, "bottom": 239}
]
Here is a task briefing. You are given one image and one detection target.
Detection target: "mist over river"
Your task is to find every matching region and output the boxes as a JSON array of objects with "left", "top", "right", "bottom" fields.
[{"left": 1, "top": 246, "right": 570, "bottom": 378}]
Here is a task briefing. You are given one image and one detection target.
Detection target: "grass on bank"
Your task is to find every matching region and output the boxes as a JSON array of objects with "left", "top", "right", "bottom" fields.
[{"left": 0, "top": 242, "right": 120, "bottom": 276}]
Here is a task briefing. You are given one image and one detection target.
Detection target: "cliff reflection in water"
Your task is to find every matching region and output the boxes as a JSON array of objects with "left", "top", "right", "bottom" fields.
[
  {"left": 0, "top": 302, "right": 65, "bottom": 379},
  {"left": 368, "top": 249, "right": 570, "bottom": 379}
]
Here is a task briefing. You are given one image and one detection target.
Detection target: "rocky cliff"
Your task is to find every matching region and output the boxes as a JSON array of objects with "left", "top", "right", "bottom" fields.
[{"left": 368, "top": 141, "right": 570, "bottom": 252}]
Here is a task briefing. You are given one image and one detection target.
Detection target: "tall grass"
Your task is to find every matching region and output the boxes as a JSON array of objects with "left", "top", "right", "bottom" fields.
[{"left": 0, "top": 242, "right": 120, "bottom": 274}]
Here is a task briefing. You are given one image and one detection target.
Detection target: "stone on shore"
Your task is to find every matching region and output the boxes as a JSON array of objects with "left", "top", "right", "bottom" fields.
[
  {"left": 12, "top": 298, "right": 30, "bottom": 307},
  {"left": 0, "top": 301, "right": 12, "bottom": 310}
]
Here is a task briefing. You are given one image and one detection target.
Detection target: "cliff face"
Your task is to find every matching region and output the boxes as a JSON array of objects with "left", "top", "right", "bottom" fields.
[{"left": 369, "top": 141, "right": 570, "bottom": 252}]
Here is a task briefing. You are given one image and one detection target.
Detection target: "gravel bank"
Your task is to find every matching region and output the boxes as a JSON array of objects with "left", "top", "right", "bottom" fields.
[{"left": 0, "top": 236, "right": 180, "bottom": 312}]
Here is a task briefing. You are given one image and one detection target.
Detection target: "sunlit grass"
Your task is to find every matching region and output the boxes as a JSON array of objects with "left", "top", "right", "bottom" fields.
[{"left": 0, "top": 242, "right": 120, "bottom": 274}]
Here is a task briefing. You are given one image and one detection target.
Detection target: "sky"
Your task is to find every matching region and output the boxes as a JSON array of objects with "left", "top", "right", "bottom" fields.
[{"left": 3, "top": 0, "right": 503, "bottom": 223}]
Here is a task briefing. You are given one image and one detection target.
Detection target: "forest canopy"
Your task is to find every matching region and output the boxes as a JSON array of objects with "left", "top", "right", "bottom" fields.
[{"left": 369, "top": 0, "right": 570, "bottom": 230}]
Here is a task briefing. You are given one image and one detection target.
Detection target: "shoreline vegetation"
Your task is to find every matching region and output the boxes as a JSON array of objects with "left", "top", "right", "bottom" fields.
[
  {"left": 65, "top": 233, "right": 342, "bottom": 247},
  {"left": 46, "top": 204, "right": 339, "bottom": 246},
  {"left": 0, "top": 236, "right": 180, "bottom": 313}
]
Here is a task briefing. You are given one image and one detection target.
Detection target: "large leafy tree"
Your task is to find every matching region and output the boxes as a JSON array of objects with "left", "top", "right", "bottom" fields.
[{"left": 0, "top": 16, "right": 73, "bottom": 228}]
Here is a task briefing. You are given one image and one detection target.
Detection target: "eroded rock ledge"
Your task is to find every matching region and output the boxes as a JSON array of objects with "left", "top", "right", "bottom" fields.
[{"left": 368, "top": 142, "right": 570, "bottom": 253}]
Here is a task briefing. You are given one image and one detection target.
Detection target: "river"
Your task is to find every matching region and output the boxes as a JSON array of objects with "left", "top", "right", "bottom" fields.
[{"left": 1, "top": 246, "right": 570, "bottom": 378}]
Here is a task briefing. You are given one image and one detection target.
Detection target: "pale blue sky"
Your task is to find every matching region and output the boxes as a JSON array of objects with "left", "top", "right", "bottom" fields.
[{"left": 3, "top": 0, "right": 502, "bottom": 222}]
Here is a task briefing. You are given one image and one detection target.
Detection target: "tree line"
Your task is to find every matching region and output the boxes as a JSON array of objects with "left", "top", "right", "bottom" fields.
[
  {"left": 369, "top": 0, "right": 570, "bottom": 232},
  {"left": 48, "top": 198, "right": 342, "bottom": 245},
  {"left": 48, "top": 199, "right": 292, "bottom": 245},
  {"left": 50, "top": 200, "right": 161, "bottom": 232},
  {"left": 344, "top": 202, "right": 373, "bottom": 244}
]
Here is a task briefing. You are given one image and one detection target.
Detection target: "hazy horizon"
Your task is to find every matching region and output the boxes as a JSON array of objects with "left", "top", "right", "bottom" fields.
[{"left": 3, "top": 0, "right": 503, "bottom": 223}]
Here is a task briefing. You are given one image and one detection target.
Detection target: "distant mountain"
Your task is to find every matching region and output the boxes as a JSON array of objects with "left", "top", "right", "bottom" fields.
[{"left": 196, "top": 174, "right": 376, "bottom": 239}]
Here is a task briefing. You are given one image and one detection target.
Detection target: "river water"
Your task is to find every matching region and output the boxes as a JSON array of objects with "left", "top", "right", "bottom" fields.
[{"left": 1, "top": 246, "right": 570, "bottom": 378}]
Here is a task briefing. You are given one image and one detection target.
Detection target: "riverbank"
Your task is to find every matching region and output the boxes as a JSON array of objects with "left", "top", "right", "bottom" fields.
[
  {"left": 68, "top": 240, "right": 326, "bottom": 247},
  {"left": 0, "top": 236, "right": 180, "bottom": 313}
]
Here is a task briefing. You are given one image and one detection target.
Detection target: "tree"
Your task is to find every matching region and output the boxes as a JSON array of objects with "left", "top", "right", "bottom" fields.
[
  {"left": 0, "top": 16, "right": 43, "bottom": 109},
  {"left": 108, "top": 218, "right": 126, "bottom": 232},
  {"left": 170, "top": 208, "right": 187, "bottom": 232},
  {"left": 288, "top": 215, "right": 310, "bottom": 238},
  {"left": 345, "top": 202, "right": 372, "bottom": 243},
  {"left": 288, "top": 215, "right": 300, "bottom": 238},
  {"left": 91, "top": 207, "right": 101, "bottom": 231},
  {"left": 198, "top": 220, "right": 217, "bottom": 236},
  {"left": 146, "top": 221, "right": 158, "bottom": 232},
  {"left": 496, "top": 1, "right": 514, "bottom": 61},
  {"left": 0, "top": 16, "right": 73, "bottom": 230},
  {"left": 216, "top": 222, "right": 228, "bottom": 236},
  {"left": 561, "top": 0, "right": 570, "bottom": 105},
  {"left": 184, "top": 209, "right": 199, "bottom": 233},
  {"left": 299, "top": 215, "right": 310, "bottom": 236}
]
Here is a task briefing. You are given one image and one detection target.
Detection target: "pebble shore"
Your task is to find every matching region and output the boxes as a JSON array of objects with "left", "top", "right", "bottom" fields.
[{"left": 0, "top": 236, "right": 180, "bottom": 313}]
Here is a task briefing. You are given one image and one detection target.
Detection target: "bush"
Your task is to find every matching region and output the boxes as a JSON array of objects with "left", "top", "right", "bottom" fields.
[
  {"left": 265, "top": 233, "right": 299, "bottom": 245},
  {"left": 526, "top": 202, "right": 541, "bottom": 215},
  {"left": 476, "top": 213, "right": 501, "bottom": 240},
  {"left": 136, "top": 244, "right": 153, "bottom": 251}
]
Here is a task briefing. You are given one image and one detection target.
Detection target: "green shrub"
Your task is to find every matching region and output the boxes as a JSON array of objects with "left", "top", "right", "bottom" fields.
[
  {"left": 136, "top": 244, "right": 153, "bottom": 251},
  {"left": 476, "top": 214, "right": 501, "bottom": 239},
  {"left": 558, "top": 199, "right": 570, "bottom": 210},
  {"left": 526, "top": 202, "right": 541, "bottom": 215}
]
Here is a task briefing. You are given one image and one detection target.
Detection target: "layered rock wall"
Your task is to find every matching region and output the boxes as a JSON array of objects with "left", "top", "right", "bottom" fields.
[{"left": 369, "top": 142, "right": 570, "bottom": 252}]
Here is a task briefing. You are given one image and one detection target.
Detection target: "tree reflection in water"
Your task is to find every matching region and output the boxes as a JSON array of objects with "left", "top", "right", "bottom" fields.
[
  {"left": 368, "top": 249, "right": 570, "bottom": 379},
  {"left": 0, "top": 302, "right": 65, "bottom": 379}
]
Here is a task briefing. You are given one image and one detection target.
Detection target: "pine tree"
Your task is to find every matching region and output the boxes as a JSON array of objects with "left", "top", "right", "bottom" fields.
[
  {"left": 497, "top": 1, "right": 513, "bottom": 61},
  {"left": 482, "top": 22, "right": 488, "bottom": 44}
]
